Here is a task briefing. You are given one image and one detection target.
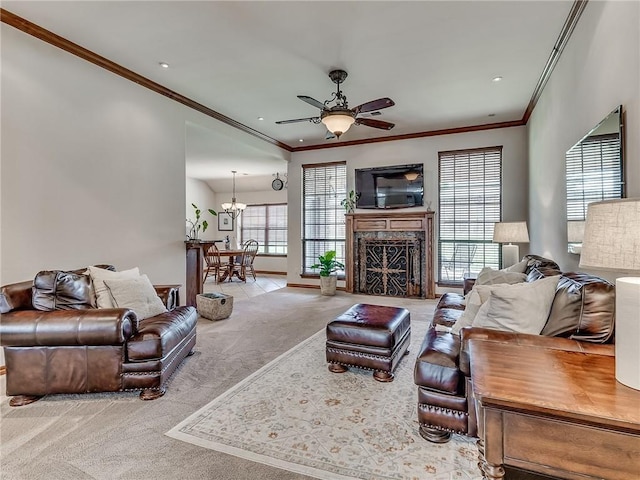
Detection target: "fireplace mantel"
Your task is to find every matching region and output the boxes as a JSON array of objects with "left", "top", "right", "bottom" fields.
[{"left": 345, "top": 211, "right": 435, "bottom": 299}]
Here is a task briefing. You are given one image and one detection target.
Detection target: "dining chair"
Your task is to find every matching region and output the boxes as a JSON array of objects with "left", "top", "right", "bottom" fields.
[
  {"left": 203, "top": 243, "right": 223, "bottom": 283},
  {"left": 233, "top": 239, "right": 259, "bottom": 281}
]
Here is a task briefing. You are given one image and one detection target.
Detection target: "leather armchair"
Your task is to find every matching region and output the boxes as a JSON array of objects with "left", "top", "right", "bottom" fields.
[
  {"left": 0, "top": 266, "right": 198, "bottom": 406},
  {"left": 414, "top": 256, "right": 616, "bottom": 443}
]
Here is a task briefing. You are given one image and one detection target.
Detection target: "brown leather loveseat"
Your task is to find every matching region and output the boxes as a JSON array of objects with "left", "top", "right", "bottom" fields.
[
  {"left": 0, "top": 266, "right": 198, "bottom": 406},
  {"left": 414, "top": 255, "right": 615, "bottom": 443}
]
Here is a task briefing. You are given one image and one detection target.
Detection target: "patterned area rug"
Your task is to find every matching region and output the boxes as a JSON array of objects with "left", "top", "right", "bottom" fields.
[{"left": 166, "top": 319, "right": 481, "bottom": 480}]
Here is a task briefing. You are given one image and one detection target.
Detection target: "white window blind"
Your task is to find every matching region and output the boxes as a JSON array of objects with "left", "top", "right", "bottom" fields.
[
  {"left": 566, "top": 134, "right": 623, "bottom": 221},
  {"left": 438, "top": 147, "right": 502, "bottom": 284},
  {"left": 302, "top": 162, "right": 347, "bottom": 274},
  {"left": 241, "top": 204, "right": 287, "bottom": 255}
]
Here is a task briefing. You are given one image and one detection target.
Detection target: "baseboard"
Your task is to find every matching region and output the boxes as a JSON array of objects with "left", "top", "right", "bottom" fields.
[
  {"left": 255, "top": 270, "right": 287, "bottom": 275},
  {"left": 0, "top": 365, "right": 6, "bottom": 376}
]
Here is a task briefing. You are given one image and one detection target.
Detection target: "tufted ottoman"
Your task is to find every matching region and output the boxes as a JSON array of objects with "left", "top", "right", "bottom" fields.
[{"left": 326, "top": 304, "right": 411, "bottom": 382}]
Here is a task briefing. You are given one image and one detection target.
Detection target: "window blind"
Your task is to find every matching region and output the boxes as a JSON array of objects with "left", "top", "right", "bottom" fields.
[
  {"left": 241, "top": 204, "right": 287, "bottom": 254},
  {"left": 438, "top": 147, "right": 502, "bottom": 284},
  {"left": 566, "top": 134, "right": 622, "bottom": 221},
  {"left": 302, "top": 162, "right": 347, "bottom": 274}
]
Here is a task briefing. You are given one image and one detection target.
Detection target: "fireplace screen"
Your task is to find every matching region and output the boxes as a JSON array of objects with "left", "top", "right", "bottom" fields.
[{"left": 358, "top": 239, "right": 422, "bottom": 297}]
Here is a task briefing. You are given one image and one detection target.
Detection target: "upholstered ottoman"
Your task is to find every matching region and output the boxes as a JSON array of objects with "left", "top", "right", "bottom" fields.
[{"left": 326, "top": 304, "right": 411, "bottom": 382}]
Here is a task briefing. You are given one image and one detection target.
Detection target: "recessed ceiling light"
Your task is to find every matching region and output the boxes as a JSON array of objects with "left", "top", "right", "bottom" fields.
[
  {"left": 299, "top": 139, "right": 304, "bottom": 142},
  {"left": 258, "top": 117, "right": 264, "bottom": 121},
  {"left": 159, "top": 62, "right": 169, "bottom": 69},
  {"left": 492, "top": 76, "right": 503, "bottom": 82}
]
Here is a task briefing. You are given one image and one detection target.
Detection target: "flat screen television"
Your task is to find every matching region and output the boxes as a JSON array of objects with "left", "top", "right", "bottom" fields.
[{"left": 355, "top": 164, "right": 424, "bottom": 209}]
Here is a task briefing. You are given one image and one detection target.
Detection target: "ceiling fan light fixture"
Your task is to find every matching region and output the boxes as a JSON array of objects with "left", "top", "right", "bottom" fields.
[{"left": 321, "top": 109, "right": 355, "bottom": 138}]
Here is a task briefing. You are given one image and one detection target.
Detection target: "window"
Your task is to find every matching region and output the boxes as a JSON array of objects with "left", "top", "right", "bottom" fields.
[
  {"left": 302, "top": 162, "right": 347, "bottom": 275},
  {"left": 438, "top": 147, "right": 502, "bottom": 284},
  {"left": 240, "top": 204, "right": 287, "bottom": 255},
  {"left": 566, "top": 133, "right": 623, "bottom": 221}
]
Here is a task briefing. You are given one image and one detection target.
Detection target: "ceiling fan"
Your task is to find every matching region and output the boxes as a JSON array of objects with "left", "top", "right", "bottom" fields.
[{"left": 276, "top": 69, "right": 395, "bottom": 139}]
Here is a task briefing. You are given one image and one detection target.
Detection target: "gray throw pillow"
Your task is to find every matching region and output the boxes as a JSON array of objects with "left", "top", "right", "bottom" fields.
[
  {"left": 103, "top": 274, "right": 167, "bottom": 320},
  {"left": 476, "top": 267, "right": 527, "bottom": 286},
  {"left": 472, "top": 275, "right": 561, "bottom": 335}
]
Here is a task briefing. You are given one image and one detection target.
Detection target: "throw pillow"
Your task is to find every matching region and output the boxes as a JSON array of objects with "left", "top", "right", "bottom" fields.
[
  {"left": 451, "top": 289, "right": 482, "bottom": 335},
  {"left": 88, "top": 266, "right": 140, "bottom": 308},
  {"left": 450, "top": 284, "right": 508, "bottom": 335},
  {"left": 501, "top": 259, "right": 528, "bottom": 273},
  {"left": 32, "top": 270, "right": 94, "bottom": 311},
  {"left": 472, "top": 275, "right": 561, "bottom": 334},
  {"left": 103, "top": 274, "right": 167, "bottom": 320},
  {"left": 476, "top": 267, "right": 527, "bottom": 286}
]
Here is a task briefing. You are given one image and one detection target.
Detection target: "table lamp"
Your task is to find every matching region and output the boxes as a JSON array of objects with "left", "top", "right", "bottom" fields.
[
  {"left": 580, "top": 198, "right": 640, "bottom": 391},
  {"left": 567, "top": 220, "right": 585, "bottom": 254},
  {"left": 493, "top": 221, "right": 529, "bottom": 268}
]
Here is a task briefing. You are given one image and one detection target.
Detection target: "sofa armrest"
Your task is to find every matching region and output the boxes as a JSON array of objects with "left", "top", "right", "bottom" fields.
[
  {"left": 0, "top": 309, "right": 137, "bottom": 347},
  {"left": 154, "top": 284, "right": 181, "bottom": 310},
  {"left": 459, "top": 327, "right": 616, "bottom": 376},
  {"left": 414, "top": 324, "right": 463, "bottom": 394}
]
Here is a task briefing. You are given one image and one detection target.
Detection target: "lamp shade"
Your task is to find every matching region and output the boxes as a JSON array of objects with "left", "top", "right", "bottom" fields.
[
  {"left": 580, "top": 198, "right": 640, "bottom": 272},
  {"left": 492, "top": 222, "right": 530, "bottom": 243},
  {"left": 567, "top": 220, "right": 585, "bottom": 243},
  {"left": 580, "top": 198, "right": 640, "bottom": 391},
  {"left": 321, "top": 110, "right": 355, "bottom": 137}
]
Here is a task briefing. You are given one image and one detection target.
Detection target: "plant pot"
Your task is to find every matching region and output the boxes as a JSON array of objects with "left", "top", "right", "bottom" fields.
[{"left": 320, "top": 275, "right": 337, "bottom": 296}]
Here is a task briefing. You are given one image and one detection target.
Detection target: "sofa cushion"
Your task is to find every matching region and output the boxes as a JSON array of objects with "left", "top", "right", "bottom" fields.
[
  {"left": 32, "top": 270, "right": 94, "bottom": 311},
  {"left": 476, "top": 267, "right": 527, "bottom": 286},
  {"left": 542, "top": 272, "right": 615, "bottom": 343},
  {"left": 104, "top": 274, "right": 167, "bottom": 320},
  {"left": 472, "top": 275, "right": 561, "bottom": 334},
  {"left": 88, "top": 266, "right": 140, "bottom": 308}
]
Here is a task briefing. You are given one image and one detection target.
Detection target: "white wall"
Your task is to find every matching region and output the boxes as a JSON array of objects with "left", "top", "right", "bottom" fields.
[
  {"left": 286, "top": 126, "right": 529, "bottom": 291},
  {"left": 528, "top": 0, "right": 640, "bottom": 272},
  {"left": 186, "top": 177, "right": 218, "bottom": 241},
  {"left": 0, "top": 24, "right": 288, "bottom": 291}
]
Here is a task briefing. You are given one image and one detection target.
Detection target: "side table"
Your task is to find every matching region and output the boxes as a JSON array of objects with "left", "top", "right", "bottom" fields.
[{"left": 469, "top": 339, "right": 640, "bottom": 480}]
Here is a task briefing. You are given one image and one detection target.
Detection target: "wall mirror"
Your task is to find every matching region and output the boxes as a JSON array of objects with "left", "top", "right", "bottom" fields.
[{"left": 566, "top": 105, "right": 625, "bottom": 254}]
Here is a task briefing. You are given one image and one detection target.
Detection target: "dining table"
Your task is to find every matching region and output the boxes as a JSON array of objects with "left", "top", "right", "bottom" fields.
[{"left": 216, "top": 248, "right": 247, "bottom": 283}]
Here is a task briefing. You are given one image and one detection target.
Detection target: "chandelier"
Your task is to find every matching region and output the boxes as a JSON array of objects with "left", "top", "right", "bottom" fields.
[{"left": 220, "top": 170, "right": 246, "bottom": 220}]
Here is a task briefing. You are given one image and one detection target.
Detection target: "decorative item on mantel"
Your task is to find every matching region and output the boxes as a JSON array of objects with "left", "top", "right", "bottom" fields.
[
  {"left": 580, "top": 198, "right": 640, "bottom": 391},
  {"left": 186, "top": 203, "right": 217, "bottom": 241},
  {"left": 341, "top": 190, "right": 361, "bottom": 214}
]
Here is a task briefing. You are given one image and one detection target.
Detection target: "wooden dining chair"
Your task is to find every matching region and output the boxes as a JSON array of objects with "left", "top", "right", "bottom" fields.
[
  {"left": 203, "top": 243, "right": 223, "bottom": 283},
  {"left": 233, "top": 239, "right": 259, "bottom": 281}
]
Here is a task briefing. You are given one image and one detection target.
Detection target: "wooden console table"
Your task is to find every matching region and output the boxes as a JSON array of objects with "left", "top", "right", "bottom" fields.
[
  {"left": 469, "top": 339, "right": 640, "bottom": 480},
  {"left": 185, "top": 240, "right": 220, "bottom": 307}
]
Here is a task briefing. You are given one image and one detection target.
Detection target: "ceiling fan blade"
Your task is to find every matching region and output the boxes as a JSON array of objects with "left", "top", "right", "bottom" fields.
[
  {"left": 355, "top": 118, "right": 395, "bottom": 130},
  {"left": 275, "top": 116, "right": 319, "bottom": 125},
  {"left": 297, "top": 95, "right": 327, "bottom": 110},
  {"left": 353, "top": 97, "right": 395, "bottom": 114}
]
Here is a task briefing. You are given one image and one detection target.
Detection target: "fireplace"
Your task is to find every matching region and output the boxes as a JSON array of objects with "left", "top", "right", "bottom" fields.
[{"left": 346, "top": 212, "right": 435, "bottom": 299}]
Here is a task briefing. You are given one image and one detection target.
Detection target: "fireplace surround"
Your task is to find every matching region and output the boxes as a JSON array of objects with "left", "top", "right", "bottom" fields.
[{"left": 345, "top": 212, "right": 435, "bottom": 298}]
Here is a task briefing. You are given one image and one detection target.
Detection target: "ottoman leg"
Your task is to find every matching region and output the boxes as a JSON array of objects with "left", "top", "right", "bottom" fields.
[
  {"left": 373, "top": 370, "right": 394, "bottom": 382},
  {"left": 328, "top": 363, "right": 348, "bottom": 374}
]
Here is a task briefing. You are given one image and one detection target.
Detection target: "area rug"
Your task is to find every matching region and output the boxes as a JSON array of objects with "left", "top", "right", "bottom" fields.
[{"left": 166, "top": 319, "right": 481, "bottom": 480}]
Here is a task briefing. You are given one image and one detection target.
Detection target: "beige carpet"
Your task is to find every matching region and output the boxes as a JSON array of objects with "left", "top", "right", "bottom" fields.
[{"left": 0, "top": 288, "right": 554, "bottom": 480}]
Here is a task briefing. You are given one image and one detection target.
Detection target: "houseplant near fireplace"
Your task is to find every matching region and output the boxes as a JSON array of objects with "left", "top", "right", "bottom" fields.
[{"left": 310, "top": 250, "right": 345, "bottom": 296}]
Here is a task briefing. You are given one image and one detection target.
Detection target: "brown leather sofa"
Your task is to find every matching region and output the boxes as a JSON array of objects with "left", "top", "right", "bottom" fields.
[
  {"left": 0, "top": 266, "right": 198, "bottom": 406},
  {"left": 414, "top": 255, "right": 616, "bottom": 443}
]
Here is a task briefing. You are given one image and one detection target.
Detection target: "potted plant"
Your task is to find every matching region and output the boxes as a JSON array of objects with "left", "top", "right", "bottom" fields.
[
  {"left": 186, "top": 203, "right": 217, "bottom": 240},
  {"left": 310, "top": 250, "right": 345, "bottom": 296},
  {"left": 340, "top": 190, "right": 360, "bottom": 214}
]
